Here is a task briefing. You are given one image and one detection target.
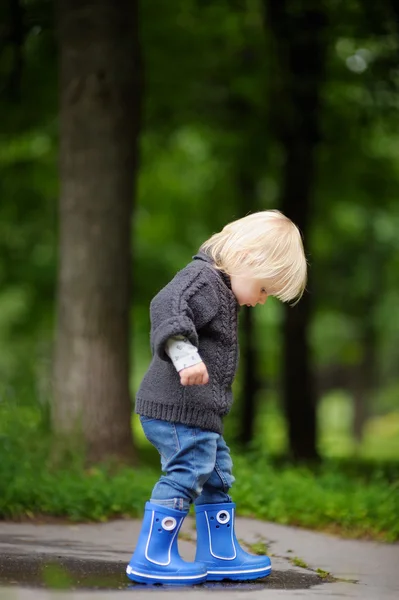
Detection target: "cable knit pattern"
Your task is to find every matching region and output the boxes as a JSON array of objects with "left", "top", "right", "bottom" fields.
[{"left": 135, "top": 252, "right": 240, "bottom": 434}]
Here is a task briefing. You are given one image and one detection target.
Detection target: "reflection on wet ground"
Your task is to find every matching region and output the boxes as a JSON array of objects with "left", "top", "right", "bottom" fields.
[{"left": 0, "top": 554, "right": 327, "bottom": 591}]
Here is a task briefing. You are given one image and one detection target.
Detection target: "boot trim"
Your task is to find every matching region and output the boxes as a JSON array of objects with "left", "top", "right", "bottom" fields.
[
  {"left": 146, "top": 510, "right": 184, "bottom": 566},
  {"left": 204, "top": 508, "right": 236, "bottom": 560},
  {"left": 207, "top": 565, "right": 272, "bottom": 575},
  {"left": 126, "top": 565, "right": 207, "bottom": 582}
]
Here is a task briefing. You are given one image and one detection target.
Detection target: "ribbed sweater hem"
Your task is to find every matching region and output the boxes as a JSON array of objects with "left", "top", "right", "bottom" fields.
[{"left": 135, "top": 397, "right": 223, "bottom": 435}]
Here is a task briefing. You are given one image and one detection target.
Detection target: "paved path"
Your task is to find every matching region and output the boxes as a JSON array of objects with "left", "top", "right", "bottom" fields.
[{"left": 0, "top": 515, "right": 398, "bottom": 599}]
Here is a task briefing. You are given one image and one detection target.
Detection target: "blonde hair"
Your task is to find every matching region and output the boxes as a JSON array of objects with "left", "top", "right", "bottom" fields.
[{"left": 200, "top": 210, "right": 307, "bottom": 304}]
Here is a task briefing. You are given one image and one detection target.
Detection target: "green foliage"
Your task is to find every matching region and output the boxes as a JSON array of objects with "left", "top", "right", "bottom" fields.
[
  {"left": 233, "top": 453, "right": 399, "bottom": 542},
  {"left": 1, "top": 400, "right": 398, "bottom": 540},
  {"left": 1, "top": 449, "right": 397, "bottom": 541},
  {"left": 291, "top": 557, "right": 309, "bottom": 569},
  {"left": 1, "top": 0, "right": 399, "bottom": 532},
  {"left": 0, "top": 3, "right": 57, "bottom": 386},
  {"left": 246, "top": 541, "right": 269, "bottom": 556},
  {"left": 1, "top": 0, "right": 399, "bottom": 425},
  {"left": 0, "top": 435, "right": 155, "bottom": 522},
  {"left": 316, "top": 568, "right": 331, "bottom": 579},
  {"left": 228, "top": 390, "right": 399, "bottom": 460}
]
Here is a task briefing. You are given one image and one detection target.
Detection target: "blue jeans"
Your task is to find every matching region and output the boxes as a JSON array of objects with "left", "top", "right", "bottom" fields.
[{"left": 140, "top": 416, "right": 235, "bottom": 512}]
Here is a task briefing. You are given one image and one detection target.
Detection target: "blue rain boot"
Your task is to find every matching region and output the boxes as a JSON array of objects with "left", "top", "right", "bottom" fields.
[
  {"left": 195, "top": 502, "right": 272, "bottom": 581},
  {"left": 126, "top": 502, "right": 207, "bottom": 585}
]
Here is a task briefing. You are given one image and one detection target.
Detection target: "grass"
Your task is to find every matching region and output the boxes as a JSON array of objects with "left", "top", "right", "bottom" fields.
[
  {"left": 233, "top": 452, "right": 399, "bottom": 541},
  {"left": 0, "top": 400, "right": 398, "bottom": 542},
  {"left": 291, "top": 557, "right": 309, "bottom": 569},
  {"left": 316, "top": 568, "right": 330, "bottom": 579},
  {"left": 1, "top": 440, "right": 398, "bottom": 541},
  {"left": 239, "top": 539, "right": 270, "bottom": 555}
]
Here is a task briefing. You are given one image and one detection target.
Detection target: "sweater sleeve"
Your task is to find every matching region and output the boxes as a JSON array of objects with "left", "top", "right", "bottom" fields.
[{"left": 150, "top": 269, "right": 220, "bottom": 361}]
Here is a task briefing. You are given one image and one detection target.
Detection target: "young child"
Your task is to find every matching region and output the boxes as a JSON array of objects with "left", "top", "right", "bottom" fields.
[{"left": 126, "top": 210, "right": 307, "bottom": 585}]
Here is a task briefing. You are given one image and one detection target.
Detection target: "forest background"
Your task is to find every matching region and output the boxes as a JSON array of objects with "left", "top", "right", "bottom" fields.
[{"left": 0, "top": 0, "right": 398, "bottom": 541}]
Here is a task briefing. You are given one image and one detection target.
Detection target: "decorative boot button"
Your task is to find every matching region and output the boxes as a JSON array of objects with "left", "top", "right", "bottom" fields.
[
  {"left": 216, "top": 511, "right": 230, "bottom": 525},
  {"left": 162, "top": 517, "right": 177, "bottom": 531}
]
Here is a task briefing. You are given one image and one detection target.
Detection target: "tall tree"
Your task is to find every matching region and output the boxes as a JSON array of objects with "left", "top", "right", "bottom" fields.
[
  {"left": 263, "top": 0, "right": 328, "bottom": 460},
  {"left": 53, "top": 0, "right": 141, "bottom": 463}
]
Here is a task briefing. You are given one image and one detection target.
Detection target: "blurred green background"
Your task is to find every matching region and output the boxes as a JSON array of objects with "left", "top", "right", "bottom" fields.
[{"left": 0, "top": 0, "right": 398, "bottom": 539}]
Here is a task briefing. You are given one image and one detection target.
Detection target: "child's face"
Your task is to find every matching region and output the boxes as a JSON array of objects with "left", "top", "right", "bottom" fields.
[{"left": 230, "top": 276, "right": 270, "bottom": 307}]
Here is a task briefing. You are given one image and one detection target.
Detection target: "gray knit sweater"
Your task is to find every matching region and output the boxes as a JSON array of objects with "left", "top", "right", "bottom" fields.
[{"left": 135, "top": 252, "right": 240, "bottom": 434}]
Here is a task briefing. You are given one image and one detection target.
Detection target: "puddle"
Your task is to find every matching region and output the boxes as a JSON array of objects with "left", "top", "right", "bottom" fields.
[{"left": 0, "top": 554, "right": 326, "bottom": 591}]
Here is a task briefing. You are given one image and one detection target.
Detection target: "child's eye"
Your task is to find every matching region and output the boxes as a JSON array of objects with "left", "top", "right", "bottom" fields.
[{"left": 261, "top": 288, "right": 267, "bottom": 294}]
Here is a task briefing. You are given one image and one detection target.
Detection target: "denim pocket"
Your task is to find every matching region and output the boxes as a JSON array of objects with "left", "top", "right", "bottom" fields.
[{"left": 140, "top": 417, "right": 180, "bottom": 463}]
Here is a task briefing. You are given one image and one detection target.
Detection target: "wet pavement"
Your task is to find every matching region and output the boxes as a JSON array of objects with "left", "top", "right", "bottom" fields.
[
  {"left": 0, "top": 554, "right": 323, "bottom": 591},
  {"left": 0, "top": 516, "right": 398, "bottom": 599}
]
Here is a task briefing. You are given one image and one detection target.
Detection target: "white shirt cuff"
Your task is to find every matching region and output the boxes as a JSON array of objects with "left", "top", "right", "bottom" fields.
[{"left": 165, "top": 336, "right": 203, "bottom": 372}]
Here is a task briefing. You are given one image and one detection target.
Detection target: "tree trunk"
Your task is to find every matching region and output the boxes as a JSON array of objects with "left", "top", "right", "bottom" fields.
[
  {"left": 263, "top": 0, "right": 328, "bottom": 460},
  {"left": 53, "top": 0, "right": 141, "bottom": 464},
  {"left": 283, "top": 288, "right": 317, "bottom": 461},
  {"left": 236, "top": 169, "right": 260, "bottom": 446}
]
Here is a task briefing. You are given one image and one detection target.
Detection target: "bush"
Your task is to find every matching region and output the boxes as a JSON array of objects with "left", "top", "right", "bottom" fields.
[{"left": 1, "top": 400, "right": 398, "bottom": 541}]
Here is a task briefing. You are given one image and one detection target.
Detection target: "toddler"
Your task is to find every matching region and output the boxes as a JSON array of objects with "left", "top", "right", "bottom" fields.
[{"left": 126, "top": 210, "right": 307, "bottom": 585}]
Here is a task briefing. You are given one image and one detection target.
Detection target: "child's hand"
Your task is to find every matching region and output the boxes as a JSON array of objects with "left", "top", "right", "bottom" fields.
[{"left": 179, "top": 362, "right": 209, "bottom": 386}]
